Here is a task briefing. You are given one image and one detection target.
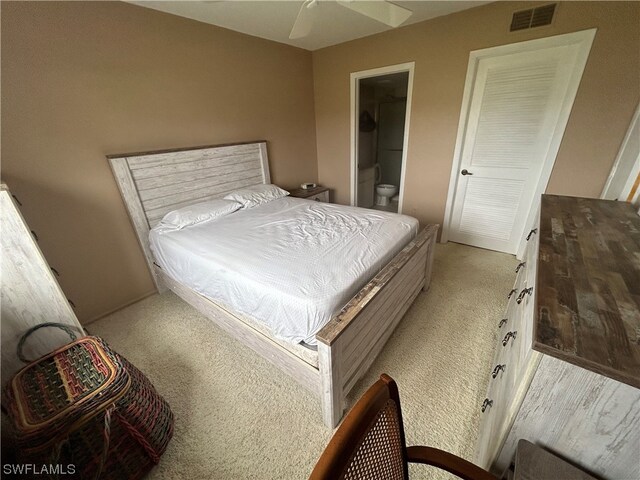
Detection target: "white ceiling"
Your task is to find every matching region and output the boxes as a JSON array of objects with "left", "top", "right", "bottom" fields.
[{"left": 126, "top": 1, "right": 491, "bottom": 51}]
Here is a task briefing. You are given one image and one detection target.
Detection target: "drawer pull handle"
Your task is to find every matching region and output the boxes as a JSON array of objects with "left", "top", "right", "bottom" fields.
[
  {"left": 481, "top": 398, "right": 493, "bottom": 412},
  {"left": 507, "top": 288, "right": 517, "bottom": 299},
  {"left": 51, "top": 267, "right": 60, "bottom": 277},
  {"left": 515, "top": 262, "right": 526, "bottom": 273},
  {"left": 502, "top": 331, "right": 517, "bottom": 346},
  {"left": 526, "top": 228, "right": 538, "bottom": 241},
  {"left": 492, "top": 364, "right": 506, "bottom": 378},
  {"left": 498, "top": 318, "right": 507, "bottom": 328},
  {"left": 516, "top": 287, "right": 533, "bottom": 304}
]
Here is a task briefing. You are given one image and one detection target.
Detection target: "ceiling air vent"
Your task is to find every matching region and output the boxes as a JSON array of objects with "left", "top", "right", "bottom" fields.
[{"left": 510, "top": 4, "right": 556, "bottom": 32}]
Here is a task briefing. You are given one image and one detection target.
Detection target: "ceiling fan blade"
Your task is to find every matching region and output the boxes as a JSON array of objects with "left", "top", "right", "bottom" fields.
[
  {"left": 337, "top": 0, "right": 412, "bottom": 28},
  {"left": 289, "top": 0, "right": 318, "bottom": 40}
]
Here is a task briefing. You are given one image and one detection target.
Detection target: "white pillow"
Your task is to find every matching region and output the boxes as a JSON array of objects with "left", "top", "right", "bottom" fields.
[
  {"left": 223, "top": 184, "right": 289, "bottom": 208},
  {"left": 159, "top": 199, "right": 241, "bottom": 229}
]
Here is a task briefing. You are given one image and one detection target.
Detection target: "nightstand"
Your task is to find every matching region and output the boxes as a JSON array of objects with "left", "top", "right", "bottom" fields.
[{"left": 288, "top": 186, "right": 330, "bottom": 203}]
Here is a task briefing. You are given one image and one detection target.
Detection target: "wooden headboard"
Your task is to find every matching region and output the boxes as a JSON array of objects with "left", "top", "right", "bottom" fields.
[{"left": 108, "top": 141, "right": 270, "bottom": 290}]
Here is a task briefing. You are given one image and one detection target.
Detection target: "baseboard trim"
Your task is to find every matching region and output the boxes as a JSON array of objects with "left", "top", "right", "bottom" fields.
[{"left": 83, "top": 289, "right": 158, "bottom": 326}]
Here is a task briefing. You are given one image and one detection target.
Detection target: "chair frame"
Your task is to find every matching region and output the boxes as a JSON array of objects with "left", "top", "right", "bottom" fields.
[{"left": 310, "top": 374, "right": 498, "bottom": 480}]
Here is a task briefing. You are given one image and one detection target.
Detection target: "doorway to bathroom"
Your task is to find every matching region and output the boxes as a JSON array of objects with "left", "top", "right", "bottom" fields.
[{"left": 351, "top": 63, "right": 414, "bottom": 214}]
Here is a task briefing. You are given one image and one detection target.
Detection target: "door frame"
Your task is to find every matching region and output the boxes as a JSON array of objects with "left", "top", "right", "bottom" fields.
[
  {"left": 441, "top": 29, "right": 596, "bottom": 258},
  {"left": 350, "top": 62, "right": 415, "bottom": 213},
  {"left": 601, "top": 102, "right": 640, "bottom": 201}
]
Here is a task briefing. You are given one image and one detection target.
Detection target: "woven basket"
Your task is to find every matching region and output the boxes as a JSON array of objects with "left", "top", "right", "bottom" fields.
[{"left": 3, "top": 323, "right": 174, "bottom": 480}]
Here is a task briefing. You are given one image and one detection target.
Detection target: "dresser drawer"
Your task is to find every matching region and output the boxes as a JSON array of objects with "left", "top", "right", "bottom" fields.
[
  {"left": 479, "top": 348, "right": 526, "bottom": 464},
  {"left": 502, "top": 262, "right": 525, "bottom": 319},
  {"left": 480, "top": 268, "right": 532, "bottom": 465},
  {"left": 477, "top": 367, "right": 502, "bottom": 465},
  {"left": 504, "top": 277, "right": 534, "bottom": 375},
  {"left": 519, "top": 220, "right": 538, "bottom": 366},
  {"left": 518, "top": 280, "right": 536, "bottom": 367},
  {"left": 307, "top": 190, "right": 329, "bottom": 202},
  {"left": 525, "top": 226, "right": 539, "bottom": 287},
  {"left": 500, "top": 265, "right": 527, "bottom": 333},
  {"left": 495, "top": 298, "right": 522, "bottom": 391},
  {"left": 478, "top": 253, "right": 532, "bottom": 467},
  {"left": 483, "top": 282, "right": 526, "bottom": 435},
  {"left": 479, "top": 323, "right": 523, "bottom": 467}
]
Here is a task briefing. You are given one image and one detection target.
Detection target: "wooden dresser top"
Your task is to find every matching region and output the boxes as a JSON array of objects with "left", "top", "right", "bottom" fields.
[{"left": 535, "top": 194, "right": 640, "bottom": 389}]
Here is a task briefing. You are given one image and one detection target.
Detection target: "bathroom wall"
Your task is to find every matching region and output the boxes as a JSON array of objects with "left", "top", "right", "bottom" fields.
[
  {"left": 358, "top": 84, "right": 377, "bottom": 170},
  {"left": 377, "top": 100, "right": 406, "bottom": 188},
  {"left": 375, "top": 72, "right": 408, "bottom": 191}
]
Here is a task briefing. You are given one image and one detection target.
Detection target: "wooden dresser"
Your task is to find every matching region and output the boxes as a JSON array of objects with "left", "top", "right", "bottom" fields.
[
  {"left": 0, "top": 185, "right": 83, "bottom": 386},
  {"left": 476, "top": 194, "right": 640, "bottom": 479}
]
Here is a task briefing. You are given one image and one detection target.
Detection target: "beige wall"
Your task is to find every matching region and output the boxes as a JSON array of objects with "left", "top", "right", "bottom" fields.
[
  {"left": 312, "top": 1, "right": 640, "bottom": 227},
  {"left": 1, "top": 1, "right": 318, "bottom": 322},
  {"left": 2, "top": 1, "right": 638, "bottom": 324}
]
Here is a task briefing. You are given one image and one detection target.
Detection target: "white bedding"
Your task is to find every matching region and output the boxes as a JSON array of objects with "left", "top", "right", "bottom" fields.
[{"left": 149, "top": 197, "right": 418, "bottom": 345}]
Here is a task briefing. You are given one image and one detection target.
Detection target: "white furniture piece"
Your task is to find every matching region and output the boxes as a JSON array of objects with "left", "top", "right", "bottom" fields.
[
  {"left": 0, "top": 185, "right": 84, "bottom": 386},
  {"left": 108, "top": 141, "right": 438, "bottom": 427},
  {"left": 476, "top": 194, "right": 640, "bottom": 480}
]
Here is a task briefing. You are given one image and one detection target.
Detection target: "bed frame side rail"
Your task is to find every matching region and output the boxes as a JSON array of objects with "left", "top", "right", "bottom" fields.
[{"left": 157, "top": 267, "right": 321, "bottom": 395}]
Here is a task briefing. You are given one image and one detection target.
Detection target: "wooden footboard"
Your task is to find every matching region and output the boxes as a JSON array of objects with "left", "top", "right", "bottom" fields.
[{"left": 316, "top": 224, "right": 439, "bottom": 427}]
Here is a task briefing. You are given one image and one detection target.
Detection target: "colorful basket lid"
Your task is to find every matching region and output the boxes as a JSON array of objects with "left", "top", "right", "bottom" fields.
[{"left": 5, "top": 336, "right": 131, "bottom": 449}]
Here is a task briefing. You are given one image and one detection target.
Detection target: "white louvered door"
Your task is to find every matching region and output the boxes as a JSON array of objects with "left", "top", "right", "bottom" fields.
[{"left": 447, "top": 32, "right": 594, "bottom": 254}]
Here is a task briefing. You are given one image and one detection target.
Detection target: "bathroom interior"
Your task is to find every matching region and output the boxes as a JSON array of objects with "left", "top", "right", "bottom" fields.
[{"left": 357, "top": 71, "right": 409, "bottom": 213}]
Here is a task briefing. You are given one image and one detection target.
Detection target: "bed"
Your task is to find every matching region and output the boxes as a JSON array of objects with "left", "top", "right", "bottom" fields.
[{"left": 108, "top": 141, "right": 438, "bottom": 427}]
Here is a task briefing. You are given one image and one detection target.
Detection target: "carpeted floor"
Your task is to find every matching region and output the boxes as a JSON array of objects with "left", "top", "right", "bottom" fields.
[{"left": 88, "top": 243, "right": 516, "bottom": 479}]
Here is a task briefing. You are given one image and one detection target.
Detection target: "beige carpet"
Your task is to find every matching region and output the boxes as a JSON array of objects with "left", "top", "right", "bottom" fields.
[{"left": 89, "top": 243, "right": 516, "bottom": 479}]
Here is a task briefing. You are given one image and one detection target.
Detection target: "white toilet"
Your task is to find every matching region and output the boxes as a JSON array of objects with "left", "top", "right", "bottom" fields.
[{"left": 375, "top": 184, "right": 398, "bottom": 206}]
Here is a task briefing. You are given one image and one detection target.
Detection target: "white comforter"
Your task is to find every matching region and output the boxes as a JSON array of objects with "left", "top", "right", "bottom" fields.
[{"left": 149, "top": 197, "right": 418, "bottom": 345}]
